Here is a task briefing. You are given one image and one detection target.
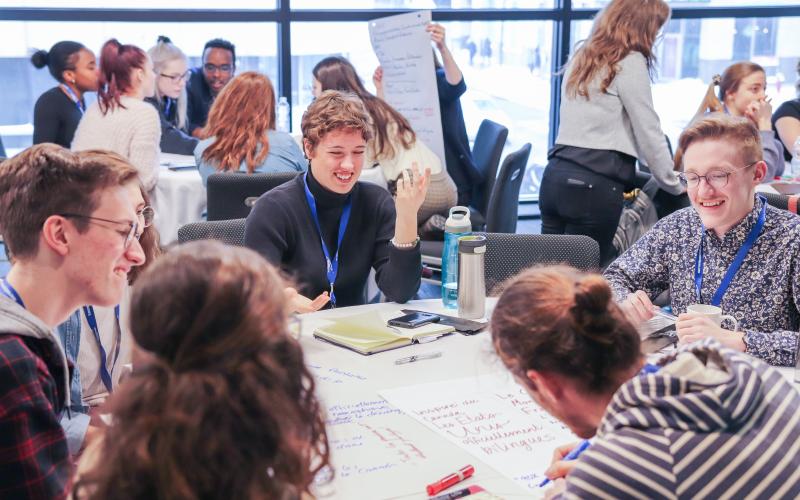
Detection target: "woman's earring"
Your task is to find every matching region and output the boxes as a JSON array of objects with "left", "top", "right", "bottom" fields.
[{"left": 71, "top": 79, "right": 76, "bottom": 84}]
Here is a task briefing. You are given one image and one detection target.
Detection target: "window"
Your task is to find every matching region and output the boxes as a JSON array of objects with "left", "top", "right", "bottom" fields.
[{"left": 0, "top": 1, "right": 276, "bottom": 8}]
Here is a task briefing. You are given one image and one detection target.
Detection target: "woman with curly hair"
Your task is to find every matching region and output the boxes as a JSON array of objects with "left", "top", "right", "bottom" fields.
[
  {"left": 73, "top": 240, "right": 330, "bottom": 499},
  {"left": 195, "top": 71, "right": 306, "bottom": 187}
]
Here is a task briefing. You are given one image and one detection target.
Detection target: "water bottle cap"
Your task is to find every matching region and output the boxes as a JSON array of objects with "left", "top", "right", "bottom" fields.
[
  {"left": 446, "top": 206, "right": 471, "bottom": 232},
  {"left": 458, "top": 235, "right": 486, "bottom": 253}
]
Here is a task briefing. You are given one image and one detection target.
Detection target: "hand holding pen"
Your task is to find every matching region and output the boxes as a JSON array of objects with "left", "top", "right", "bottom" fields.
[{"left": 540, "top": 440, "right": 591, "bottom": 487}]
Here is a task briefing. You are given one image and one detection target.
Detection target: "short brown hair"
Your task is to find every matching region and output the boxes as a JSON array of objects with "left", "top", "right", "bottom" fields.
[
  {"left": 73, "top": 241, "right": 330, "bottom": 499},
  {"left": 674, "top": 113, "right": 762, "bottom": 171},
  {"left": 491, "top": 265, "right": 640, "bottom": 394},
  {"left": 301, "top": 90, "right": 372, "bottom": 156},
  {"left": 0, "top": 144, "right": 139, "bottom": 260}
]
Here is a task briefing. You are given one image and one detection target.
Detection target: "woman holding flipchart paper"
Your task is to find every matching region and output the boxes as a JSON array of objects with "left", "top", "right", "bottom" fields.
[{"left": 245, "top": 90, "right": 429, "bottom": 311}]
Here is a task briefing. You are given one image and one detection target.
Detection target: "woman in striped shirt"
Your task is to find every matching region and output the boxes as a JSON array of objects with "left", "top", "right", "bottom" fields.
[{"left": 491, "top": 265, "right": 800, "bottom": 499}]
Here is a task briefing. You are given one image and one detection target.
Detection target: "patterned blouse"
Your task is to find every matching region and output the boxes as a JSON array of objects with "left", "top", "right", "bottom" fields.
[{"left": 604, "top": 195, "right": 800, "bottom": 366}]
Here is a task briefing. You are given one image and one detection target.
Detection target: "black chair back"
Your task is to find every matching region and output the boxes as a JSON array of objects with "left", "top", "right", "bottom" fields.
[
  {"left": 761, "top": 192, "right": 798, "bottom": 214},
  {"left": 178, "top": 219, "right": 247, "bottom": 246},
  {"left": 207, "top": 171, "right": 299, "bottom": 221},
  {"left": 485, "top": 143, "right": 531, "bottom": 233},
  {"left": 480, "top": 233, "right": 600, "bottom": 293},
  {"left": 471, "top": 119, "right": 508, "bottom": 216}
]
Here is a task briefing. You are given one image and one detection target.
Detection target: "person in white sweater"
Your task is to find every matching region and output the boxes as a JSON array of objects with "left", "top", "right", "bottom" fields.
[
  {"left": 539, "top": 0, "right": 683, "bottom": 266},
  {"left": 72, "top": 38, "right": 160, "bottom": 192}
]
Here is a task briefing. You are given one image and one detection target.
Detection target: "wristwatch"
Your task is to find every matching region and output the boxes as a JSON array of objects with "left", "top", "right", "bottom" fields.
[{"left": 390, "top": 237, "right": 420, "bottom": 249}]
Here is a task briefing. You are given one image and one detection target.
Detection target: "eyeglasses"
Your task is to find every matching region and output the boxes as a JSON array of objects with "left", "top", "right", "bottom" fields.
[
  {"left": 137, "top": 206, "right": 155, "bottom": 228},
  {"left": 678, "top": 161, "right": 759, "bottom": 189},
  {"left": 159, "top": 71, "right": 190, "bottom": 83},
  {"left": 59, "top": 213, "right": 141, "bottom": 249},
  {"left": 203, "top": 63, "right": 233, "bottom": 75}
]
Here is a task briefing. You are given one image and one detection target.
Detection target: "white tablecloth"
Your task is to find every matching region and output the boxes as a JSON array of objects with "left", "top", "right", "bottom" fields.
[
  {"left": 152, "top": 155, "right": 206, "bottom": 245},
  {"left": 298, "top": 299, "right": 535, "bottom": 499}
]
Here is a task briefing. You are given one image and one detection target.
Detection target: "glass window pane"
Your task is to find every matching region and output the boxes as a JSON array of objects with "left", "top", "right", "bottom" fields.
[
  {"left": 574, "top": 0, "right": 797, "bottom": 7},
  {"left": 0, "top": 0, "right": 275, "bottom": 8},
  {"left": 292, "top": 20, "right": 553, "bottom": 201},
  {"left": 292, "top": 1, "right": 555, "bottom": 9},
  {"left": 0, "top": 21, "right": 277, "bottom": 155},
  {"left": 570, "top": 16, "right": 799, "bottom": 152}
]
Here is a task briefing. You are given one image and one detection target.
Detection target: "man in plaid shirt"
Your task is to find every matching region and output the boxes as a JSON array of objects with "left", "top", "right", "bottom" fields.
[{"left": 0, "top": 144, "right": 145, "bottom": 498}]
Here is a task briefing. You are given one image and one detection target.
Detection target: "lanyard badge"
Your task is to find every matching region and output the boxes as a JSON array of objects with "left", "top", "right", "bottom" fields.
[
  {"left": 60, "top": 84, "right": 85, "bottom": 114},
  {"left": 82, "top": 305, "right": 122, "bottom": 393},
  {"left": 302, "top": 173, "right": 352, "bottom": 307}
]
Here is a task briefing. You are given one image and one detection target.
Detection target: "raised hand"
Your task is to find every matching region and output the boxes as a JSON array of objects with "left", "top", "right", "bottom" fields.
[{"left": 426, "top": 23, "right": 447, "bottom": 52}]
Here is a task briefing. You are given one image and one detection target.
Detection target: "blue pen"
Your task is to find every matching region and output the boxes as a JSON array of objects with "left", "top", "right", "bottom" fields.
[{"left": 539, "top": 440, "right": 591, "bottom": 487}]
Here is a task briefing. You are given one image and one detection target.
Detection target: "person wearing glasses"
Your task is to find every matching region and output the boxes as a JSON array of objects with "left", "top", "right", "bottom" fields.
[
  {"left": 72, "top": 39, "right": 160, "bottom": 192},
  {"left": 56, "top": 188, "right": 159, "bottom": 455},
  {"left": 146, "top": 36, "right": 198, "bottom": 155},
  {"left": 30, "top": 41, "right": 99, "bottom": 148},
  {"left": 604, "top": 114, "right": 800, "bottom": 366},
  {"left": 0, "top": 144, "right": 145, "bottom": 498},
  {"left": 186, "top": 38, "right": 236, "bottom": 138}
]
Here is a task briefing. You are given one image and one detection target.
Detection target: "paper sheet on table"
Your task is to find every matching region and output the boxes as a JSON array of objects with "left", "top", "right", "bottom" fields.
[
  {"left": 159, "top": 152, "right": 196, "bottom": 169},
  {"left": 380, "top": 372, "right": 577, "bottom": 494},
  {"left": 368, "top": 10, "right": 446, "bottom": 165}
]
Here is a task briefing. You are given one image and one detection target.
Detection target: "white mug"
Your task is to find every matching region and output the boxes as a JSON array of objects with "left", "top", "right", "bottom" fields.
[{"left": 686, "top": 304, "right": 739, "bottom": 332}]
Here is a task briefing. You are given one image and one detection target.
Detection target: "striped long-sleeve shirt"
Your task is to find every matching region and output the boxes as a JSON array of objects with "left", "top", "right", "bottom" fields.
[{"left": 560, "top": 339, "right": 800, "bottom": 499}]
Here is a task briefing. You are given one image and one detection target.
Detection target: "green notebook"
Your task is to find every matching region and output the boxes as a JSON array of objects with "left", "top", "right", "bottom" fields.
[{"left": 313, "top": 310, "right": 455, "bottom": 355}]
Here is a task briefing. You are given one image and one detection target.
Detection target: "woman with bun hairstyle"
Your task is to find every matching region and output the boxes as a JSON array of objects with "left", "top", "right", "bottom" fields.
[
  {"left": 312, "top": 56, "right": 456, "bottom": 225},
  {"left": 30, "top": 41, "right": 99, "bottom": 148},
  {"left": 72, "top": 39, "right": 160, "bottom": 192},
  {"left": 695, "top": 61, "right": 784, "bottom": 180},
  {"left": 146, "top": 36, "right": 198, "bottom": 155},
  {"left": 491, "top": 265, "right": 800, "bottom": 498},
  {"left": 73, "top": 241, "right": 330, "bottom": 499}
]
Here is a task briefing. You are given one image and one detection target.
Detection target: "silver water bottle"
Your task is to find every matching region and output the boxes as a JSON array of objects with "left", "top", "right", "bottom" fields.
[{"left": 457, "top": 235, "right": 487, "bottom": 319}]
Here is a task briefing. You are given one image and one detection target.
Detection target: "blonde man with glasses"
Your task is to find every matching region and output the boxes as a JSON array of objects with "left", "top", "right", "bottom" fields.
[
  {"left": 604, "top": 113, "right": 800, "bottom": 366},
  {"left": 0, "top": 144, "right": 145, "bottom": 497}
]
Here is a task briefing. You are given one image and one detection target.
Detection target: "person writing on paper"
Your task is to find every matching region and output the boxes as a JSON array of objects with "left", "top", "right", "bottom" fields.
[
  {"left": 539, "top": 0, "right": 683, "bottom": 266},
  {"left": 72, "top": 39, "right": 160, "bottom": 192},
  {"left": 694, "top": 62, "right": 784, "bottom": 180},
  {"left": 374, "top": 23, "right": 481, "bottom": 208},
  {"left": 73, "top": 241, "right": 330, "bottom": 499},
  {"left": 245, "top": 90, "right": 428, "bottom": 310},
  {"left": 195, "top": 71, "right": 306, "bottom": 187},
  {"left": 312, "top": 56, "right": 455, "bottom": 224},
  {"left": 31, "top": 41, "right": 99, "bottom": 148},
  {"left": 604, "top": 114, "right": 800, "bottom": 366},
  {"left": 491, "top": 265, "right": 800, "bottom": 499}
]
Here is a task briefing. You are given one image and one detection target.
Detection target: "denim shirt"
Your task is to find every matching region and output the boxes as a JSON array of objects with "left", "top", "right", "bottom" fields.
[{"left": 56, "top": 310, "right": 89, "bottom": 454}]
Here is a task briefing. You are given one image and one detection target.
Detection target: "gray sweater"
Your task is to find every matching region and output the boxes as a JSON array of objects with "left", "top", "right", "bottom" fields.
[{"left": 556, "top": 52, "right": 683, "bottom": 195}]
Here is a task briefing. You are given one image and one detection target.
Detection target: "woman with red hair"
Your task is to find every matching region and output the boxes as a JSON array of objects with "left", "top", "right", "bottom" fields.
[
  {"left": 72, "top": 39, "right": 160, "bottom": 192},
  {"left": 195, "top": 71, "right": 306, "bottom": 187}
]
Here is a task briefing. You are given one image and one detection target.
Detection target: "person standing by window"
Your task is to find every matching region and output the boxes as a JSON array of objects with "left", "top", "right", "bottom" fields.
[
  {"left": 186, "top": 38, "right": 236, "bottom": 138},
  {"left": 539, "top": 0, "right": 683, "bottom": 266},
  {"left": 31, "top": 41, "right": 99, "bottom": 148},
  {"left": 146, "top": 36, "right": 198, "bottom": 155}
]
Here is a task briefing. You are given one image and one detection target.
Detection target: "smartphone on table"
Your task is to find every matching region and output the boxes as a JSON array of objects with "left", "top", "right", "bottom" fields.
[{"left": 387, "top": 312, "right": 441, "bottom": 329}]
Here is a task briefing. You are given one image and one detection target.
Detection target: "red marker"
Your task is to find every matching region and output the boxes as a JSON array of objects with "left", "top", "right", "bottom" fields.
[{"left": 426, "top": 464, "right": 475, "bottom": 496}]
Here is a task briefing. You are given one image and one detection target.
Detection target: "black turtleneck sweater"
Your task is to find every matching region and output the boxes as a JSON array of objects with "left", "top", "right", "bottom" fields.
[{"left": 244, "top": 170, "right": 421, "bottom": 307}]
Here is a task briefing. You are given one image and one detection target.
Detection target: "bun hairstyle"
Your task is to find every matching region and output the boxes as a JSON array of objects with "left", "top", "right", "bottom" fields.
[
  {"left": 30, "top": 40, "right": 86, "bottom": 83},
  {"left": 97, "top": 38, "right": 148, "bottom": 114},
  {"left": 73, "top": 241, "right": 330, "bottom": 499},
  {"left": 147, "top": 35, "right": 189, "bottom": 128},
  {"left": 491, "top": 265, "right": 641, "bottom": 394}
]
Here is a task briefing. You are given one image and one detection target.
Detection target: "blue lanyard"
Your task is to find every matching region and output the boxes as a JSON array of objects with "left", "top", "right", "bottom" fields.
[
  {"left": 694, "top": 197, "right": 767, "bottom": 306},
  {"left": 164, "top": 98, "right": 173, "bottom": 119},
  {"left": 0, "top": 278, "right": 25, "bottom": 308},
  {"left": 302, "top": 172, "right": 352, "bottom": 307},
  {"left": 60, "top": 84, "right": 85, "bottom": 114},
  {"left": 82, "top": 305, "right": 121, "bottom": 393}
]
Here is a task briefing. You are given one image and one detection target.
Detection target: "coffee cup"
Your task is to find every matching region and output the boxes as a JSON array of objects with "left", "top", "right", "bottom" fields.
[{"left": 686, "top": 304, "right": 739, "bottom": 332}]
